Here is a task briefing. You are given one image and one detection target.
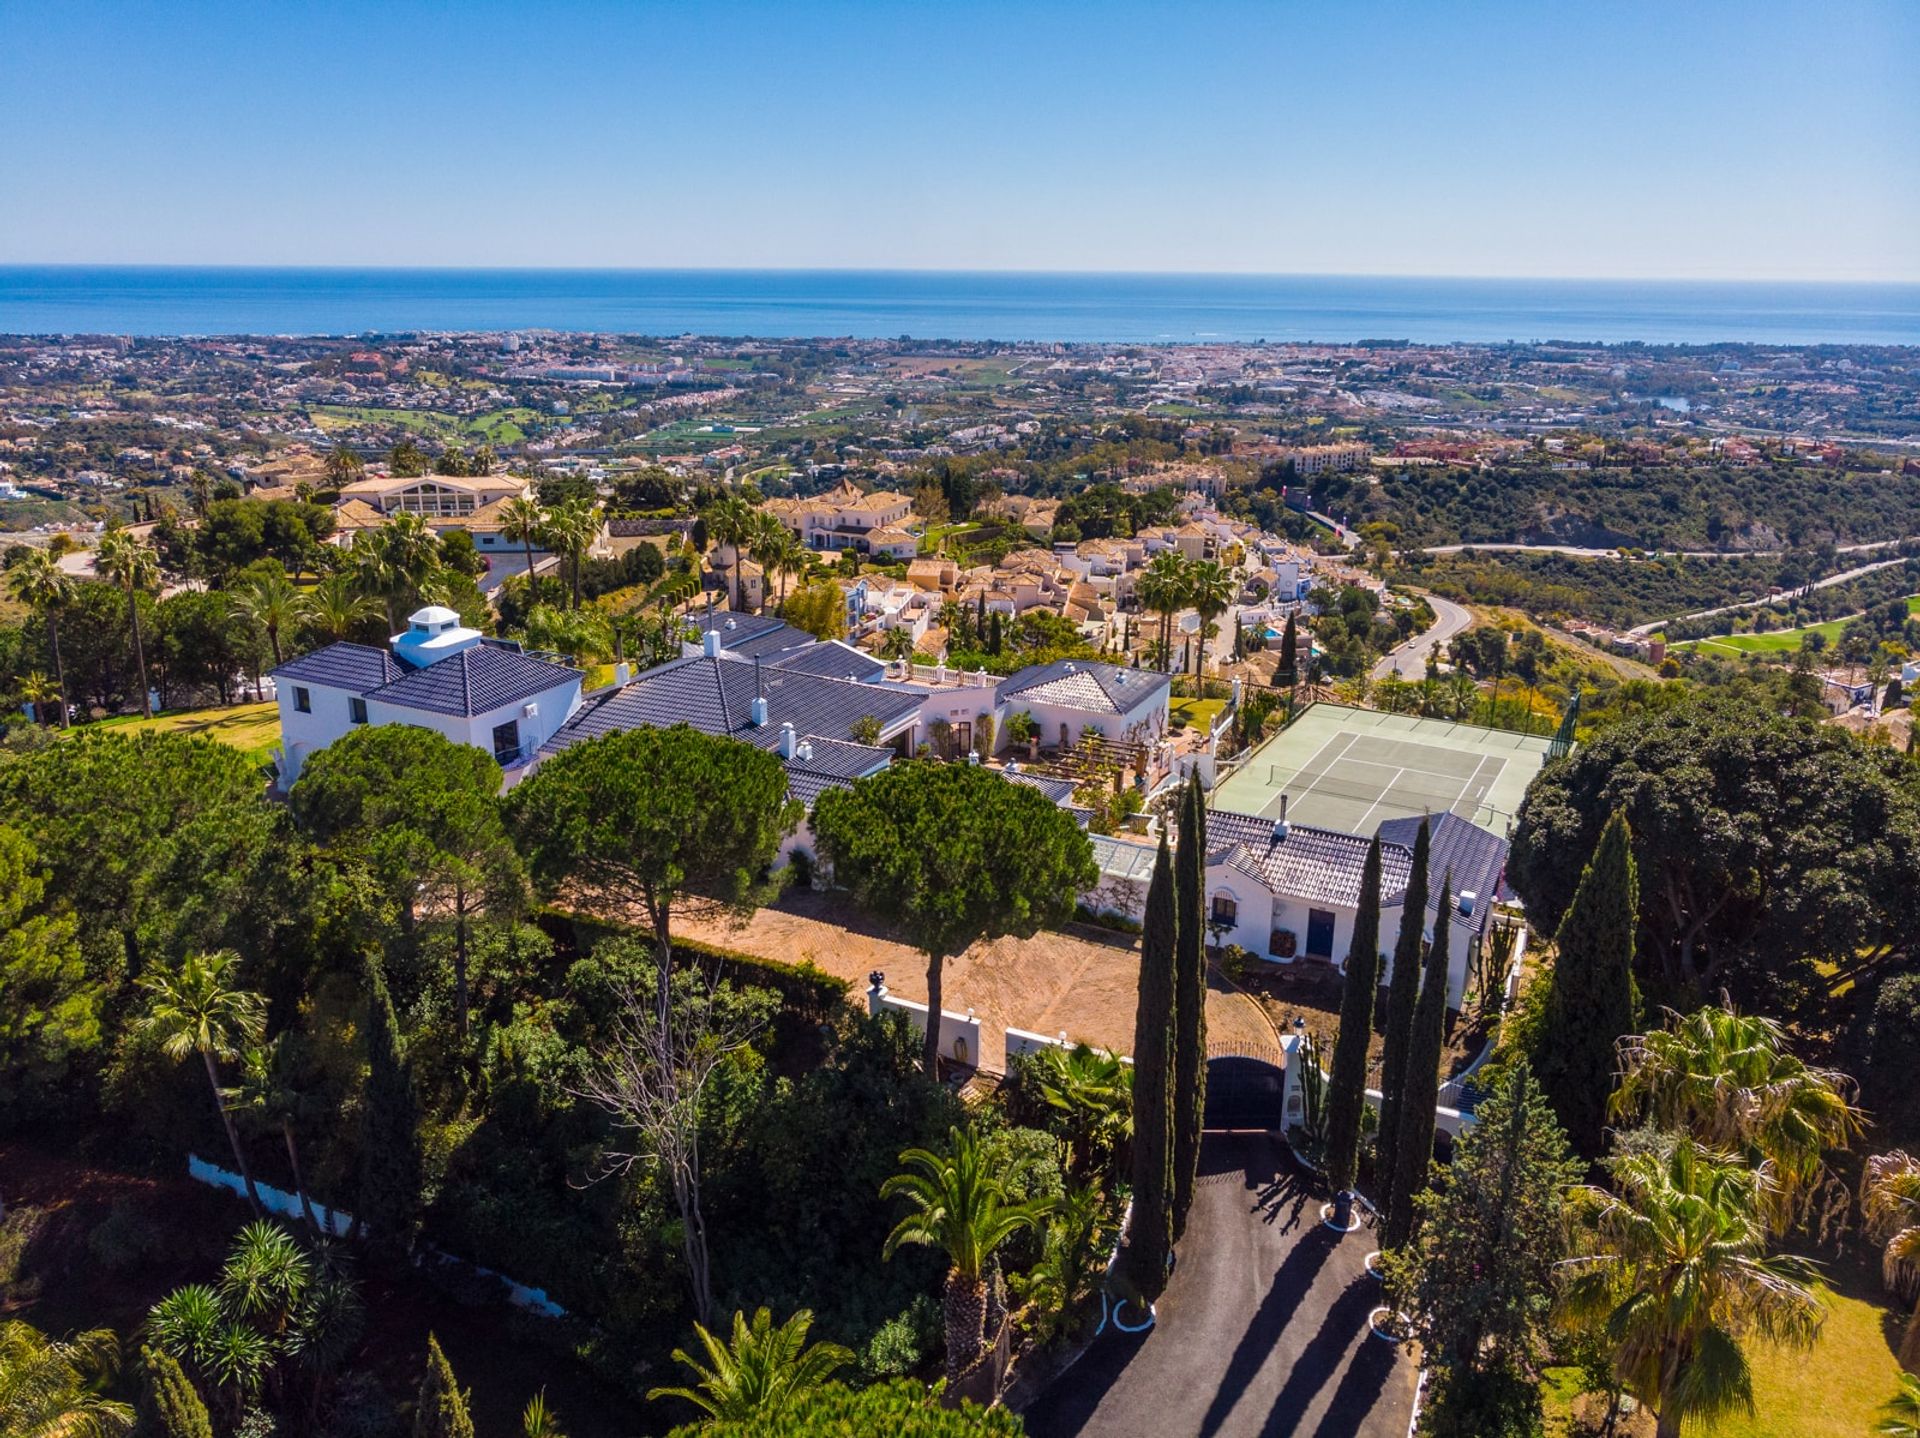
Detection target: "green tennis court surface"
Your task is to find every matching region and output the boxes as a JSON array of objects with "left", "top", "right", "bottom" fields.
[{"left": 1210, "top": 703, "right": 1556, "bottom": 837}]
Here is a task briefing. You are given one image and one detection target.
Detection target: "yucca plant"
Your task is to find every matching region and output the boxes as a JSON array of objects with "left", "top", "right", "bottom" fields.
[{"left": 648, "top": 1308, "right": 850, "bottom": 1425}]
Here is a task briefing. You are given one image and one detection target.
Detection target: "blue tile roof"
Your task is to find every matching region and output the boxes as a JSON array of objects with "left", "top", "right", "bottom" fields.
[
  {"left": 272, "top": 642, "right": 402, "bottom": 695},
  {"left": 997, "top": 658, "right": 1170, "bottom": 715},
  {"left": 534, "top": 654, "right": 920, "bottom": 806},
  {"left": 769, "top": 640, "right": 886, "bottom": 683},
  {"left": 1208, "top": 808, "right": 1417, "bottom": 910},
  {"left": 688, "top": 611, "right": 816, "bottom": 659},
  {"left": 1376, "top": 812, "right": 1509, "bottom": 941},
  {"left": 366, "top": 644, "right": 581, "bottom": 718}
]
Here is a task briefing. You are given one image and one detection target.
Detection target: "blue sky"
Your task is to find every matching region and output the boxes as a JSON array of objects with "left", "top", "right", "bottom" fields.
[{"left": 3, "top": 0, "right": 1915, "bottom": 279}]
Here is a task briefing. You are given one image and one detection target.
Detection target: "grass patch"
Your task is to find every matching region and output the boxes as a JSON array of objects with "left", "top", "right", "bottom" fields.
[
  {"left": 84, "top": 701, "right": 280, "bottom": 765},
  {"left": 1675, "top": 595, "right": 1920, "bottom": 655},
  {"left": 1170, "top": 696, "right": 1225, "bottom": 732},
  {"left": 1542, "top": 1279, "right": 1906, "bottom": 1437}
]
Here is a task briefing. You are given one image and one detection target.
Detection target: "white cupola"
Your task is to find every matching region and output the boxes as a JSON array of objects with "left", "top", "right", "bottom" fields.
[{"left": 392, "top": 605, "right": 483, "bottom": 667}]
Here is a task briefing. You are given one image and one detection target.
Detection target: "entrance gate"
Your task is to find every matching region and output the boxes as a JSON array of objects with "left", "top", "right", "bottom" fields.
[{"left": 1204, "top": 1055, "right": 1286, "bottom": 1130}]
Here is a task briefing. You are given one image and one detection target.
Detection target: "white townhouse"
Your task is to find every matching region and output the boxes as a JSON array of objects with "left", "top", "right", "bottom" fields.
[
  {"left": 992, "top": 658, "right": 1172, "bottom": 755},
  {"left": 1082, "top": 807, "right": 1509, "bottom": 1009},
  {"left": 271, "top": 606, "right": 586, "bottom": 788}
]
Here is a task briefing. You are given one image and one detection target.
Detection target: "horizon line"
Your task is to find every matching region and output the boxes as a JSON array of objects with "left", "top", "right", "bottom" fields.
[{"left": 2, "top": 262, "right": 1916, "bottom": 288}]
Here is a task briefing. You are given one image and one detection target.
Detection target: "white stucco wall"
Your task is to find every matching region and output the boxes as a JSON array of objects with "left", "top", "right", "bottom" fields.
[
  {"left": 995, "top": 686, "right": 1168, "bottom": 755},
  {"left": 278, "top": 672, "right": 583, "bottom": 790}
]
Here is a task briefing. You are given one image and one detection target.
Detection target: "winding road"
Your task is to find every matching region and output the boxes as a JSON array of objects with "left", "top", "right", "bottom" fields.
[{"left": 1372, "top": 592, "right": 1472, "bottom": 680}]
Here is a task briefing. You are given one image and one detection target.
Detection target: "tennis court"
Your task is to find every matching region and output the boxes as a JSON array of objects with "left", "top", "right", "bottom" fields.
[{"left": 1210, "top": 704, "right": 1556, "bottom": 837}]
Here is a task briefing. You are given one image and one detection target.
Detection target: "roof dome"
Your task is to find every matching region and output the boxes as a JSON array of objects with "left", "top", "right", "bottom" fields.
[{"left": 408, "top": 605, "right": 460, "bottom": 628}]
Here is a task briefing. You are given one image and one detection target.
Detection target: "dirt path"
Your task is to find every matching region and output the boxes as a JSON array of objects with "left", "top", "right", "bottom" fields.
[{"left": 678, "top": 889, "right": 1281, "bottom": 1069}]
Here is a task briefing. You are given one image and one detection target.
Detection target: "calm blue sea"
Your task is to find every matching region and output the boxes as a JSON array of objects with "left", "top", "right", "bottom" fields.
[{"left": 1, "top": 267, "right": 1916, "bottom": 346}]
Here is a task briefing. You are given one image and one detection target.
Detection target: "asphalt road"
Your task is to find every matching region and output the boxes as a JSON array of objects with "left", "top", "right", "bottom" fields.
[
  {"left": 1372, "top": 592, "right": 1472, "bottom": 680},
  {"left": 1022, "top": 1132, "right": 1416, "bottom": 1438}
]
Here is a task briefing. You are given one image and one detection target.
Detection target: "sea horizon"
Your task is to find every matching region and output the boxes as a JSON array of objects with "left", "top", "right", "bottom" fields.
[{"left": 3, "top": 265, "right": 1917, "bottom": 347}]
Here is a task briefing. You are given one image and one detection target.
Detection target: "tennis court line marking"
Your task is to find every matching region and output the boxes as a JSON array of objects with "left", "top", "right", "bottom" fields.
[
  {"left": 1455, "top": 754, "right": 1495, "bottom": 812},
  {"left": 1351, "top": 769, "right": 1414, "bottom": 835},
  {"left": 1284, "top": 732, "right": 1362, "bottom": 807},
  {"left": 1326, "top": 754, "right": 1489, "bottom": 785}
]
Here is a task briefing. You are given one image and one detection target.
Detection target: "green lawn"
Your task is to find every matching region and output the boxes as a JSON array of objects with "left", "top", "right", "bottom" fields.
[
  {"left": 1543, "top": 1280, "right": 1907, "bottom": 1438},
  {"left": 1170, "top": 696, "right": 1225, "bottom": 732},
  {"left": 86, "top": 701, "right": 280, "bottom": 765},
  {"left": 1677, "top": 595, "right": 1920, "bottom": 655}
]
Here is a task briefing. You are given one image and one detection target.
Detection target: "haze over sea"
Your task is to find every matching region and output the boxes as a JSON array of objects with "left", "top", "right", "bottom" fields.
[{"left": 1, "top": 268, "right": 1916, "bottom": 346}]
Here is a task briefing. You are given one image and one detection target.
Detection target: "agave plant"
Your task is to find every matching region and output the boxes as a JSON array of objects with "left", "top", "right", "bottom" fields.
[{"left": 648, "top": 1307, "right": 851, "bottom": 1424}]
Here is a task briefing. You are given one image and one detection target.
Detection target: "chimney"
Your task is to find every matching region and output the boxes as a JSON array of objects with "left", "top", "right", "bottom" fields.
[
  {"left": 613, "top": 661, "right": 631, "bottom": 686},
  {"left": 778, "top": 722, "right": 796, "bottom": 758},
  {"left": 750, "top": 694, "right": 769, "bottom": 726},
  {"left": 702, "top": 628, "right": 722, "bottom": 658}
]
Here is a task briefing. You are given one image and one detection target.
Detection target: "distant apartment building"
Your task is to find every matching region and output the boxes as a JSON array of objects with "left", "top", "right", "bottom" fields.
[{"left": 1280, "top": 443, "right": 1370, "bottom": 476}]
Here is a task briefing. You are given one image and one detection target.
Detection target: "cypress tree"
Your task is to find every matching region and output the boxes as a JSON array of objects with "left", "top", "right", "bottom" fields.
[
  {"left": 135, "top": 1346, "right": 212, "bottom": 1438},
  {"left": 1171, "top": 773, "right": 1208, "bottom": 1239},
  {"left": 1536, "top": 809, "right": 1639, "bottom": 1160},
  {"left": 413, "top": 1335, "right": 475, "bottom": 1438},
  {"left": 1385, "top": 868, "right": 1452, "bottom": 1251},
  {"left": 1278, "top": 613, "right": 1298, "bottom": 688},
  {"left": 360, "top": 957, "right": 423, "bottom": 1255},
  {"left": 1124, "top": 835, "right": 1177, "bottom": 1302},
  {"left": 1374, "top": 817, "right": 1430, "bottom": 1217},
  {"left": 1323, "top": 835, "right": 1383, "bottom": 1227}
]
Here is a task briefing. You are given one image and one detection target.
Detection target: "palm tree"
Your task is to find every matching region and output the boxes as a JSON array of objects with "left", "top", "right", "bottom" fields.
[
  {"left": 1864, "top": 1150, "right": 1920, "bottom": 1369},
  {"left": 303, "top": 573, "right": 380, "bottom": 645},
  {"left": 1611, "top": 1004, "right": 1864, "bottom": 1229},
  {"left": 17, "top": 672, "right": 61, "bottom": 726},
  {"left": 647, "top": 1308, "right": 850, "bottom": 1426},
  {"left": 228, "top": 568, "right": 309, "bottom": 671},
  {"left": 5, "top": 548, "right": 72, "bottom": 727},
  {"left": 1559, "top": 1138, "right": 1824, "bottom": 1438},
  {"left": 543, "top": 497, "right": 603, "bottom": 610},
  {"left": 500, "top": 494, "right": 547, "bottom": 597},
  {"left": 519, "top": 602, "right": 614, "bottom": 666},
  {"left": 379, "top": 512, "right": 442, "bottom": 617},
  {"left": 0, "top": 1320, "right": 134, "bottom": 1438},
  {"left": 345, "top": 531, "right": 401, "bottom": 634},
  {"left": 758, "top": 517, "right": 805, "bottom": 609},
  {"left": 136, "top": 950, "right": 267, "bottom": 1214},
  {"left": 882, "top": 1127, "right": 1051, "bottom": 1384},
  {"left": 231, "top": 1036, "right": 323, "bottom": 1234},
  {"left": 1183, "top": 559, "right": 1236, "bottom": 681},
  {"left": 1880, "top": 1371, "right": 1920, "bottom": 1437},
  {"left": 1136, "top": 551, "right": 1189, "bottom": 674},
  {"left": 704, "top": 496, "right": 758, "bottom": 612},
  {"left": 95, "top": 528, "right": 161, "bottom": 719},
  {"left": 1031, "top": 1043, "right": 1133, "bottom": 1182}
]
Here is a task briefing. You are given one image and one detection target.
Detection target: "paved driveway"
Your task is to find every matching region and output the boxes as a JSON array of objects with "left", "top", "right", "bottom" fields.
[{"left": 1022, "top": 1131, "right": 1417, "bottom": 1438}]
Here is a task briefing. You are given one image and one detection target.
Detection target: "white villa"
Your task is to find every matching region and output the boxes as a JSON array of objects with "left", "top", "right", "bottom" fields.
[
  {"left": 270, "top": 606, "right": 585, "bottom": 787},
  {"left": 761, "top": 481, "right": 918, "bottom": 557}
]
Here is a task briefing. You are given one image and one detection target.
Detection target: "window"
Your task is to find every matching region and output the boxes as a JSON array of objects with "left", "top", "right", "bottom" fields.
[
  {"left": 1210, "top": 894, "right": 1238, "bottom": 926},
  {"left": 293, "top": 686, "right": 311, "bottom": 714},
  {"left": 348, "top": 696, "right": 368, "bottom": 725},
  {"left": 491, "top": 719, "right": 520, "bottom": 763}
]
